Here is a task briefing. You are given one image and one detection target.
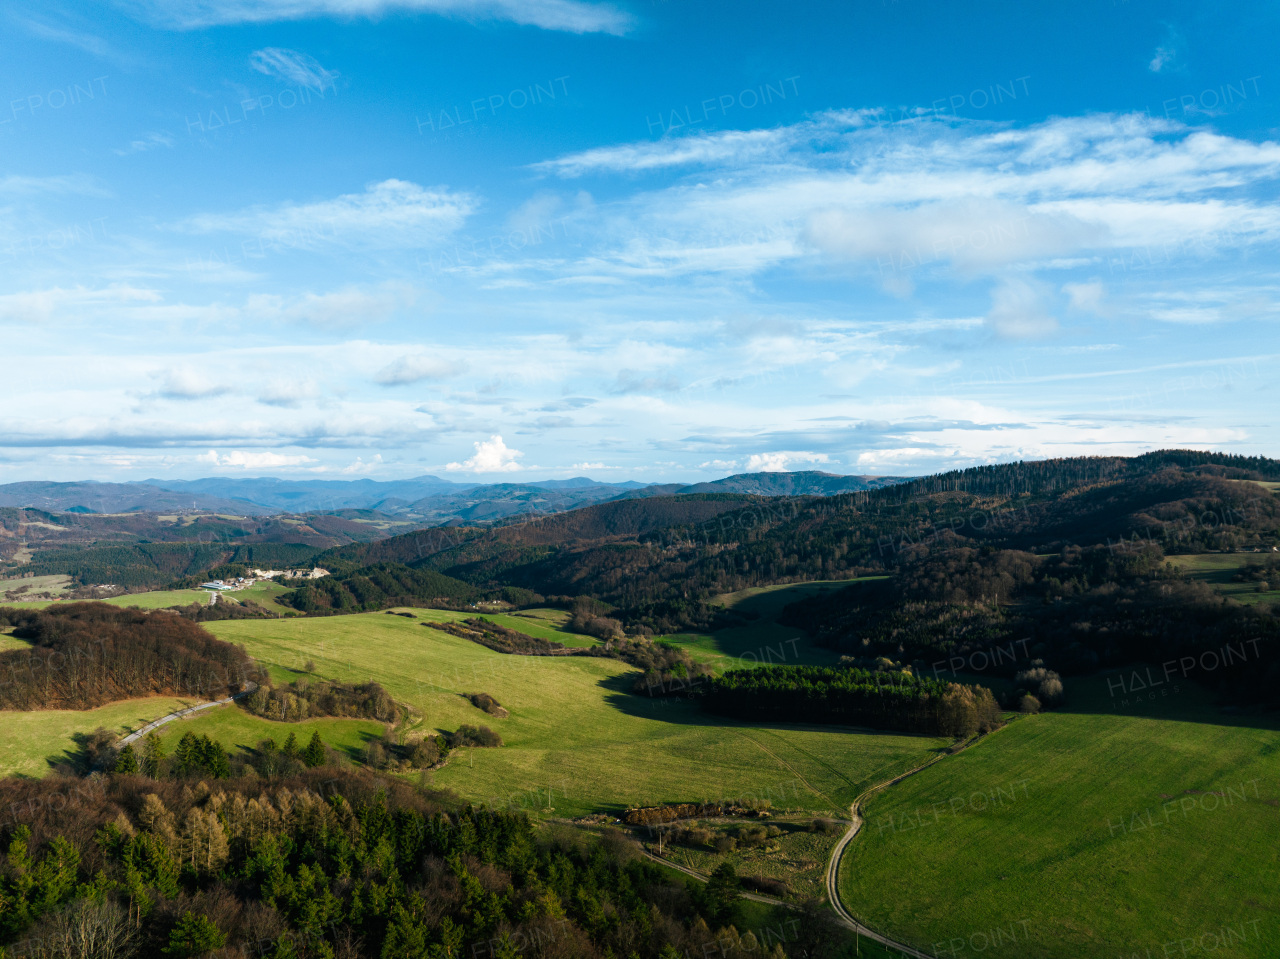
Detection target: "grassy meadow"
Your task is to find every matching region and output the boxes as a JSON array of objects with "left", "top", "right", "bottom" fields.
[
  {"left": 1167, "top": 552, "right": 1280, "bottom": 605},
  {"left": 663, "top": 580, "right": 868, "bottom": 672},
  {"left": 175, "top": 611, "right": 950, "bottom": 819},
  {"left": 0, "top": 696, "right": 193, "bottom": 778},
  {"left": 839, "top": 675, "right": 1280, "bottom": 958}
]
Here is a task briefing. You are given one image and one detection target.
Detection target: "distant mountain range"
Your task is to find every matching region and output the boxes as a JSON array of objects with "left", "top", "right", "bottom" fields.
[{"left": 0, "top": 471, "right": 911, "bottom": 525}]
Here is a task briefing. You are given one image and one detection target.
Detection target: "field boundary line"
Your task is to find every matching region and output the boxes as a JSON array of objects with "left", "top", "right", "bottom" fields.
[{"left": 826, "top": 724, "right": 1015, "bottom": 959}]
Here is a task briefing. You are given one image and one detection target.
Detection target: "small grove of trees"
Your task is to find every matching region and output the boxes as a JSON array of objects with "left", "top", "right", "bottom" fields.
[
  {"left": 701, "top": 665, "right": 1001, "bottom": 737},
  {"left": 362, "top": 727, "right": 445, "bottom": 772},
  {"left": 244, "top": 678, "right": 397, "bottom": 723},
  {"left": 433, "top": 619, "right": 569, "bottom": 655},
  {"left": 1012, "top": 665, "right": 1064, "bottom": 708},
  {"left": 581, "top": 637, "right": 715, "bottom": 695}
]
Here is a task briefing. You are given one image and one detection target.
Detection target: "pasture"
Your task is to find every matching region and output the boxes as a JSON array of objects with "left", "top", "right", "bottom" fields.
[
  {"left": 1167, "top": 552, "right": 1280, "bottom": 605},
  {"left": 839, "top": 675, "right": 1280, "bottom": 958},
  {"left": 0, "top": 696, "right": 193, "bottom": 778},
  {"left": 174, "top": 612, "right": 951, "bottom": 819},
  {"left": 664, "top": 580, "right": 870, "bottom": 671}
]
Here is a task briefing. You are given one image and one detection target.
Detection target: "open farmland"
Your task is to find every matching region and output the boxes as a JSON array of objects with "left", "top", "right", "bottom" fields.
[
  {"left": 183, "top": 611, "right": 950, "bottom": 819},
  {"left": 839, "top": 676, "right": 1280, "bottom": 958}
]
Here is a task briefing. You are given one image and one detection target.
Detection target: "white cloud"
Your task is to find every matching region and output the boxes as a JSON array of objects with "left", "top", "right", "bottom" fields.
[
  {"left": 114, "top": 132, "right": 173, "bottom": 156},
  {"left": 986, "top": 278, "right": 1059, "bottom": 340},
  {"left": 250, "top": 47, "right": 337, "bottom": 91},
  {"left": 0, "top": 286, "right": 161, "bottom": 324},
  {"left": 341, "top": 454, "right": 382, "bottom": 474},
  {"left": 244, "top": 284, "right": 414, "bottom": 330},
  {"left": 376, "top": 353, "right": 464, "bottom": 386},
  {"left": 446, "top": 434, "right": 523, "bottom": 472},
  {"left": 197, "top": 450, "right": 318, "bottom": 468},
  {"left": 1148, "top": 26, "right": 1181, "bottom": 74},
  {"left": 247, "top": 284, "right": 416, "bottom": 328},
  {"left": 156, "top": 369, "right": 231, "bottom": 400},
  {"left": 744, "top": 451, "right": 831, "bottom": 472},
  {"left": 1063, "top": 280, "right": 1107, "bottom": 314},
  {"left": 525, "top": 112, "right": 1280, "bottom": 286},
  {"left": 182, "top": 179, "right": 476, "bottom": 249},
  {"left": 0, "top": 174, "right": 111, "bottom": 197},
  {"left": 120, "top": 0, "right": 634, "bottom": 34},
  {"left": 257, "top": 378, "right": 320, "bottom": 407},
  {"left": 533, "top": 128, "right": 789, "bottom": 178}
]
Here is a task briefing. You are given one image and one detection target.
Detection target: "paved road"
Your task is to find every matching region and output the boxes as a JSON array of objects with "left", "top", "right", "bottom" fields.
[{"left": 116, "top": 681, "right": 258, "bottom": 746}]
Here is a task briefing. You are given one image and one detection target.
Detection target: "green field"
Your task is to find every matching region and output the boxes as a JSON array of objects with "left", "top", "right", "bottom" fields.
[
  {"left": 172, "top": 611, "right": 950, "bottom": 819},
  {"left": 226, "top": 581, "right": 296, "bottom": 610},
  {"left": 410, "top": 606, "right": 601, "bottom": 649},
  {"left": 1168, "top": 553, "right": 1280, "bottom": 605},
  {"left": 662, "top": 580, "right": 869, "bottom": 671},
  {"left": 0, "top": 574, "right": 74, "bottom": 600},
  {"left": 839, "top": 676, "right": 1280, "bottom": 958},
  {"left": 0, "top": 697, "right": 192, "bottom": 778},
  {"left": 145, "top": 706, "right": 385, "bottom": 765}
]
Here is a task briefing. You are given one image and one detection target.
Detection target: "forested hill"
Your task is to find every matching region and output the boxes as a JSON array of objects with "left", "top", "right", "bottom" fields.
[
  {"left": 293, "top": 452, "right": 1279, "bottom": 611},
  {"left": 311, "top": 493, "right": 759, "bottom": 574}
]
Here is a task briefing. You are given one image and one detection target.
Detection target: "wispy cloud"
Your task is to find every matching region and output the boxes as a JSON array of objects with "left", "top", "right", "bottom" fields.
[
  {"left": 532, "top": 128, "right": 791, "bottom": 177},
  {"left": 376, "top": 354, "right": 466, "bottom": 385},
  {"left": 249, "top": 47, "right": 338, "bottom": 91},
  {"left": 0, "top": 286, "right": 160, "bottom": 324},
  {"left": 114, "top": 132, "right": 174, "bottom": 156},
  {"left": 246, "top": 284, "right": 417, "bottom": 329},
  {"left": 180, "top": 179, "right": 476, "bottom": 249},
  {"left": 118, "top": 0, "right": 634, "bottom": 34},
  {"left": 0, "top": 174, "right": 111, "bottom": 197},
  {"left": 155, "top": 369, "right": 232, "bottom": 400}
]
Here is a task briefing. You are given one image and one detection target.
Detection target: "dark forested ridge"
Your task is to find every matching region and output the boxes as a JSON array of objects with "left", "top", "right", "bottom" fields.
[
  {"left": 295, "top": 452, "right": 1277, "bottom": 618},
  {"left": 0, "top": 603, "right": 261, "bottom": 709}
]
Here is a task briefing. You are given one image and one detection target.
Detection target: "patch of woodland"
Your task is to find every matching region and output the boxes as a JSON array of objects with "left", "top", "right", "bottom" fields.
[
  {"left": 0, "top": 602, "right": 261, "bottom": 710},
  {"left": 243, "top": 678, "right": 398, "bottom": 723}
]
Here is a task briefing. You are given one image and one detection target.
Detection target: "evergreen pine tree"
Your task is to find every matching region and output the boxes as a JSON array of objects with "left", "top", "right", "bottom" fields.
[
  {"left": 142, "top": 732, "right": 164, "bottom": 778},
  {"left": 282, "top": 732, "right": 300, "bottom": 759},
  {"left": 303, "top": 731, "right": 326, "bottom": 768},
  {"left": 113, "top": 743, "right": 139, "bottom": 774}
]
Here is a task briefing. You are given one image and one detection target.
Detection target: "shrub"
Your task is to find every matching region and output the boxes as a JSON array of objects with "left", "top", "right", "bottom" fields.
[
  {"left": 446, "top": 725, "right": 503, "bottom": 749},
  {"left": 467, "top": 692, "right": 509, "bottom": 718}
]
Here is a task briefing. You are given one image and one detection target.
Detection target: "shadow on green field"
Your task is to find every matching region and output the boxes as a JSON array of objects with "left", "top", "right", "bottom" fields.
[{"left": 1060, "top": 671, "right": 1280, "bottom": 731}]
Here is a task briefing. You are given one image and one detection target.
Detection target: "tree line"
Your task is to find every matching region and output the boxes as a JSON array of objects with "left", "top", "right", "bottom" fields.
[{"left": 699, "top": 666, "right": 1001, "bottom": 737}]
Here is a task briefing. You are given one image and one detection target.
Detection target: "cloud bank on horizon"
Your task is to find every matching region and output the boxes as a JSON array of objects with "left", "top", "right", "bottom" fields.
[{"left": 1, "top": 0, "right": 1276, "bottom": 481}]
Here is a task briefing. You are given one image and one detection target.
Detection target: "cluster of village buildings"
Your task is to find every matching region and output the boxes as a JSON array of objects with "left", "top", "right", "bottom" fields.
[{"left": 199, "top": 567, "right": 330, "bottom": 591}]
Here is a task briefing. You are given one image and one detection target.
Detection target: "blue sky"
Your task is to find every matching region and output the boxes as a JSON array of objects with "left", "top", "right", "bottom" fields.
[{"left": 1, "top": 0, "right": 1277, "bottom": 482}]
